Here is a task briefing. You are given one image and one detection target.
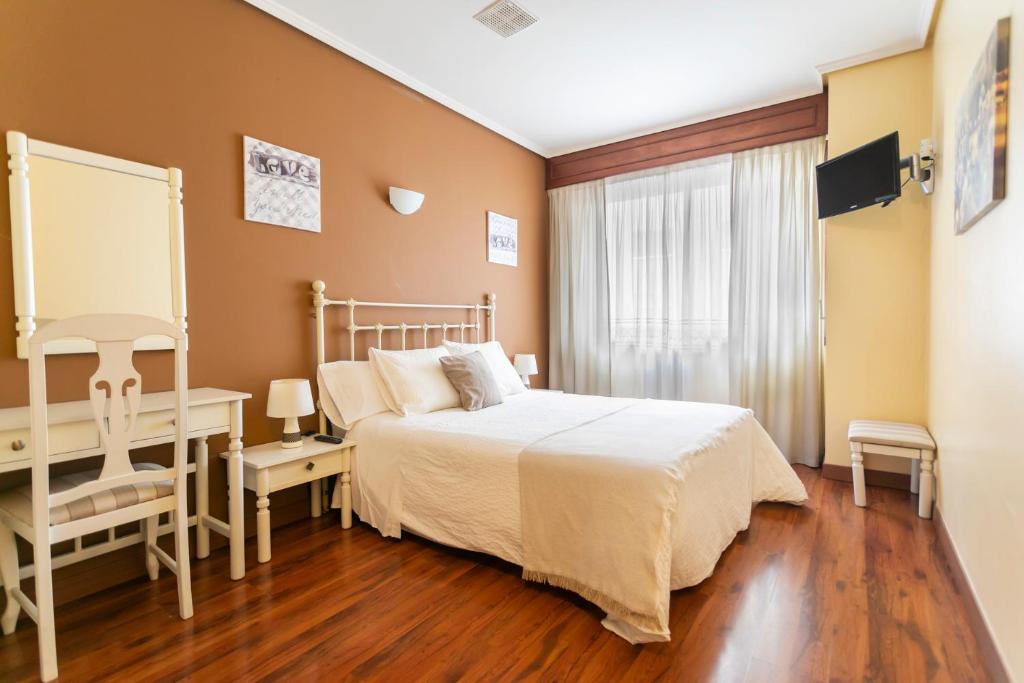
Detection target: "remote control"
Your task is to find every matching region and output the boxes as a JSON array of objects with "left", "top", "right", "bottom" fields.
[{"left": 314, "top": 434, "right": 344, "bottom": 444}]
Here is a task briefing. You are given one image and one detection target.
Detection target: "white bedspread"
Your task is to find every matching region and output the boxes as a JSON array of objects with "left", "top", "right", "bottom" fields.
[{"left": 341, "top": 392, "right": 807, "bottom": 641}]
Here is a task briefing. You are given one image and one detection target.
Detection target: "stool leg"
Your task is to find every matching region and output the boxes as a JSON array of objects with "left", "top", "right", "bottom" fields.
[
  {"left": 910, "top": 459, "right": 920, "bottom": 494},
  {"left": 852, "top": 448, "right": 867, "bottom": 507},
  {"left": 918, "top": 455, "right": 934, "bottom": 519}
]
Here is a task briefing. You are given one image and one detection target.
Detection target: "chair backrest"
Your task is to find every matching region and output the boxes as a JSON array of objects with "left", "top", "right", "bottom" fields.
[{"left": 27, "top": 314, "right": 188, "bottom": 518}]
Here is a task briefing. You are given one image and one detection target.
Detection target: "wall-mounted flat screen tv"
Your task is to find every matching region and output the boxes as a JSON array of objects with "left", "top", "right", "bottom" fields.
[{"left": 816, "top": 132, "right": 901, "bottom": 219}]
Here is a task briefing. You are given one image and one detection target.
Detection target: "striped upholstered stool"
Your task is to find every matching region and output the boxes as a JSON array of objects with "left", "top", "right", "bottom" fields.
[{"left": 848, "top": 420, "right": 936, "bottom": 519}]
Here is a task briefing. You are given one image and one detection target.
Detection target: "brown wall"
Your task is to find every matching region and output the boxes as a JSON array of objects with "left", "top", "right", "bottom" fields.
[{"left": 0, "top": 0, "right": 548, "bottom": 601}]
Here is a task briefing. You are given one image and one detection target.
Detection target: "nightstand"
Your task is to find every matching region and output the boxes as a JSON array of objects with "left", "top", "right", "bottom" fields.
[{"left": 220, "top": 435, "right": 355, "bottom": 563}]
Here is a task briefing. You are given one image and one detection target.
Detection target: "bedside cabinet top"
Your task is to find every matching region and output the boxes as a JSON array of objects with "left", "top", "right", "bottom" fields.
[{"left": 219, "top": 436, "right": 355, "bottom": 470}]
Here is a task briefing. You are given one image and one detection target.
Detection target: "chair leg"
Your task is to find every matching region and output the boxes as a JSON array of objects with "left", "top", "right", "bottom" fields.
[
  {"left": 33, "top": 540, "right": 58, "bottom": 682},
  {"left": 0, "top": 524, "right": 21, "bottom": 634},
  {"left": 910, "top": 459, "right": 921, "bottom": 495},
  {"left": 141, "top": 516, "right": 159, "bottom": 581},
  {"left": 851, "top": 449, "right": 867, "bottom": 507},
  {"left": 173, "top": 499, "right": 193, "bottom": 620},
  {"left": 918, "top": 457, "right": 935, "bottom": 519}
]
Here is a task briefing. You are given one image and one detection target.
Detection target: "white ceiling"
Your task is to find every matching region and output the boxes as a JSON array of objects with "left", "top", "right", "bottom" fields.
[{"left": 244, "top": 0, "right": 935, "bottom": 157}]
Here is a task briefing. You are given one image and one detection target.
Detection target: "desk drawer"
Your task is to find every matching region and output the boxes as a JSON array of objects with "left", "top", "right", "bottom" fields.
[
  {"left": 0, "top": 421, "right": 100, "bottom": 466},
  {"left": 265, "top": 450, "right": 346, "bottom": 493},
  {"left": 135, "top": 403, "right": 230, "bottom": 441}
]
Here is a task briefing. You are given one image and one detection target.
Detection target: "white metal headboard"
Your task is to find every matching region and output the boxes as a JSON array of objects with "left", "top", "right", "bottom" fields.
[{"left": 311, "top": 280, "right": 495, "bottom": 432}]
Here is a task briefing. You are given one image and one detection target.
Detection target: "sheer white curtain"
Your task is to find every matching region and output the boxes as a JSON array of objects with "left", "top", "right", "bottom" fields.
[
  {"left": 549, "top": 180, "right": 611, "bottom": 395},
  {"left": 605, "top": 155, "right": 732, "bottom": 402},
  {"left": 730, "top": 138, "right": 824, "bottom": 465},
  {"left": 548, "top": 137, "right": 824, "bottom": 465}
]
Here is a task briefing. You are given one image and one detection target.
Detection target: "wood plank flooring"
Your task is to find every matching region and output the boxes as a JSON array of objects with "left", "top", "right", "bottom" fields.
[{"left": 0, "top": 467, "right": 992, "bottom": 682}]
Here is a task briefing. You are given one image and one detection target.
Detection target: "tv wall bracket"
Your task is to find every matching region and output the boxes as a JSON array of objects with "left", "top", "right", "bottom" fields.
[{"left": 897, "top": 138, "right": 936, "bottom": 199}]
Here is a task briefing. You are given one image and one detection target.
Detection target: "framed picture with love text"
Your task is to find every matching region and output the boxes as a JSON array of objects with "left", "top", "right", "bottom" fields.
[{"left": 244, "top": 136, "right": 321, "bottom": 233}]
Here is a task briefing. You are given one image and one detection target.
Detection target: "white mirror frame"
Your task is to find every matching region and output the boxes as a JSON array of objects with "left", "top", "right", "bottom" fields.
[{"left": 6, "top": 131, "right": 187, "bottom": 359}]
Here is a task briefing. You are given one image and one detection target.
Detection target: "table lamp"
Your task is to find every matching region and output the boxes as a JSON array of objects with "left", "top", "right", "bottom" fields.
[
  {"left": 267, "top": 378, "right": 314, "bottom": 448},
  {"left": 513, "top": 353, "right": 538, "bottom": 387}
]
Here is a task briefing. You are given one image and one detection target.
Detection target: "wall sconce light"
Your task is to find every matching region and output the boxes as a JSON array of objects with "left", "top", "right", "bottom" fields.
[{"left": 389, "top": 186, "right": 425, "bottom": 215}]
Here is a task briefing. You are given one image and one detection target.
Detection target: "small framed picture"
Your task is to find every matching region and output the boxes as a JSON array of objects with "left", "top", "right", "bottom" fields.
[{"left": 487, "top": 211, "right": 518, "bottom": 267}]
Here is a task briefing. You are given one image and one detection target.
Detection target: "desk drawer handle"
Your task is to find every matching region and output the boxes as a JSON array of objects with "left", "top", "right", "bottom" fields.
[
  {"left": 11, "top": 439, "right": 25, "bottom": 451},
  {"left": 305, "top": 461, "right": 315, "bottom": 471}
]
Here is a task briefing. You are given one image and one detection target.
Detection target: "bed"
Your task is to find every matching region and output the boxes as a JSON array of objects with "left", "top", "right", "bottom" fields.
[{"left": 311, "top": 281, "right": 808, "bottom": 643}]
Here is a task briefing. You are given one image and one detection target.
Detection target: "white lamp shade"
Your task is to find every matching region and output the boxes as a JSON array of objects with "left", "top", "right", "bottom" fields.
[
  {"left": 389, "top": 186, "right": 425, "bottom": 215},
  {"left": 266, "top": 378, "right": 315, "bottom": 418},
  {"left": 513, "top": 353, "right": 538, "bottom": 377}
]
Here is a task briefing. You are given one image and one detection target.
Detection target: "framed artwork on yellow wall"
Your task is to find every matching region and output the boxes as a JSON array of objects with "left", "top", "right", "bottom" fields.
[{"left": 954, "top": 17, "right": 1010, "bottom": 235}]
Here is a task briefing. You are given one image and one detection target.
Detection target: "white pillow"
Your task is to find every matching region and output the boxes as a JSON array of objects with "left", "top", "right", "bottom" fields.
[
  {"left": 442, "top": 340, "right": 526, "bottom": 396},
  {"left": 316, "top": 361, "right": 390, "bottom": 430},
  {"left": 368, "top": 346, "right": 460, "bottom": 416}
]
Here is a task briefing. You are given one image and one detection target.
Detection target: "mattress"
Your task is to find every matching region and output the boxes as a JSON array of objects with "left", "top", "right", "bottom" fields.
[{"left": 343, "top": 391, "right": 805, "bottom": 591}]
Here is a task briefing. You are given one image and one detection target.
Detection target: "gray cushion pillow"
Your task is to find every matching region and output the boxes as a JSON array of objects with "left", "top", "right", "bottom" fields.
[{"left": 440, "top": 351, "right": 504, "bottom": 411}]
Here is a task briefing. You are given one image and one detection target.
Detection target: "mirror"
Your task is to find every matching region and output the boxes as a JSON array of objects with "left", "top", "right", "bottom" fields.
[{"left": 6, "top": 132, "right": 186, "bottom": 358}]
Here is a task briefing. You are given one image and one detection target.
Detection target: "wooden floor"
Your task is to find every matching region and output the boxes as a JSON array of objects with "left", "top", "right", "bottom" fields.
[{"left": 1, "top": 468, "right": 991, "bottom": 682}]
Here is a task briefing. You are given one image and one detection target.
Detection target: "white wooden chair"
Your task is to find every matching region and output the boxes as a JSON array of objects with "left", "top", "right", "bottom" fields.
[{"left": 0, "top": 314, "right": 193, "bottom": 682}]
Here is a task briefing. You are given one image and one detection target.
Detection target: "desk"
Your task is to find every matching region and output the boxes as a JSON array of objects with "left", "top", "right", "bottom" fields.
[{"left": 0, "top": 387, "right": 251, "bottom": 580}]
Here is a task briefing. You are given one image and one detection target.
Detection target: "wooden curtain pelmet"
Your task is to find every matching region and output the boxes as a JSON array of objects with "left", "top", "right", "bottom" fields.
[{"left": 545, "top": 93, "right": 828, "bottom": 189}]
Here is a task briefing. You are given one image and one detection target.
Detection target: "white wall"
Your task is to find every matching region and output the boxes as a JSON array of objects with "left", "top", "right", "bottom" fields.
[{"left": 930, "top": 0, "right": 1024, "bottom": 677}]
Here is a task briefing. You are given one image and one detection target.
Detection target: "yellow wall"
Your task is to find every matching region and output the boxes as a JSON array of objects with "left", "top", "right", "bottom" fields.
[
  {"left": 930, "top": 0, "right": 1023, "bottom": 676},
  {"left": 825, "top": 3, "right": 1023, "bottom": 673},
  {"left": 822, "top": 51, "right": 933, "bottom": 473}
]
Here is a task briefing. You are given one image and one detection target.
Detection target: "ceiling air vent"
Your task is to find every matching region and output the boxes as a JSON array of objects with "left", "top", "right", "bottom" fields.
[{"left": 474, "top": 0, "right": 538, "bottom": 38}]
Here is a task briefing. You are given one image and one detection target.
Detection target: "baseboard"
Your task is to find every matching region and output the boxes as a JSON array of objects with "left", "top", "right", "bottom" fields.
[
  {"left": 934, "top": 507, "right": 1011, "bottom": 683},
  {"left": 821, "top": 463, "right": 911, "bottom": 490}
]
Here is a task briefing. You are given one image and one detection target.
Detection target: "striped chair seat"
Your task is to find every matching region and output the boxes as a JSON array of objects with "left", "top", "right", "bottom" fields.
[
  {"left": 0, "top": 463, "right": 173, "bottom": 526},
  {"left": 847, "top": 420, "right": 935, "bottom": 450}
]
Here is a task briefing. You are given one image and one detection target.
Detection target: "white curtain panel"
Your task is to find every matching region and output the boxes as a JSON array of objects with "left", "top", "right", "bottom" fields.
[
  {"left": 547, "top": 137, "right": 824, "bottom": 465},
  {"left": 548, "top": 180, "right": 611, "bottom": 395},
  {"left": 605, "top": 155, "right": 733, "bottom": 402},
  {"left": 730, "top": 138, "right": 824, "bottom": 466}
]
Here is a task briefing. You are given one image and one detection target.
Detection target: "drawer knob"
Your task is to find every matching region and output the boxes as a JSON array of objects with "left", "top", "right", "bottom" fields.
[
  {"left": 11, "top": 439, "right": 25, "bottom": 451},
  {"left": 305, "top": 462, "right": 315, "bottom": 471}
]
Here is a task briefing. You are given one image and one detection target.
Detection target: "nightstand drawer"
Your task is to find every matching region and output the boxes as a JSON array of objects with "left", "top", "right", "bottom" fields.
[{"left": 251, "top": 448, "right": 349, "bottom": 493}]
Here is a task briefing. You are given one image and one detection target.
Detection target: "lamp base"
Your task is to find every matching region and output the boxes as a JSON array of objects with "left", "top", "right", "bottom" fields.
[
  {"left": 520, "top": 374, "right": 531, "bottom": 387},
  {"left": 281, "top": 417, "right": 302, "bottom": 448}
]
